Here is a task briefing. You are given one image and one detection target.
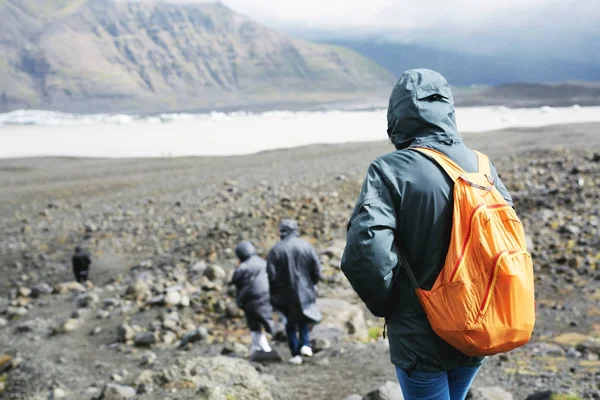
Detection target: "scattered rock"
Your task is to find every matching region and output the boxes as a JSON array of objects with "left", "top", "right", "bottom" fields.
[
  {"left": 530, "top": 342, "right": 566, "bottom": 357},
  {"left": 54, "top": 282, "right": 86, "bottom": 295},
  {"left": 164, "top": 290, "right": 182, "bottom": 306},
  {"left": 84, "top": 387, "right": 101, "bottom": 398},
  {"left": 204, "top": 264, "right": 227, "bottom": 282},
  {"left": 249, "top": 349, "right": 283, "bottom": 363},
  {"left": 162, "top": 331, "right": 178, "bottom": 345},
  {"left": 179, "top": 327, "right": 209, "bottom": 348},
  {"left": 469, "top": 387, "right": 514, "bottom": 400},
  {"left": 134, "top": 369, "right": 155, "bottom": 387},
  {"left": 101, "top": 383, "right": 136, "bottom": 400},
  {"left": 134, "top": 331, "right": 158, "bottom": 347},
  {"left": 59, "top": 318, "right": 80, "bottom": 334},
  {"left": 559, "top": 224, "right": 581, "bottom": 236},
  {"left": 222, "top": 341, "right": 249, "bottom": 358},
  {"left": 0, "top": 318, "right": 7, "bottom": 328},
  {"left": 363, "top": 381, "right": 404, "bottom": 400},
  {"left": 140, "top": 351, "right": 157, "bottom": 366},
  {"left": 31, "top": 283, "right": 53, "bottom": 297},
  {"left": 126, "top": 280, "right": 149, "bottom": 301},
  {"left": 15, "top": 320, "right": 36, "bottom": 333},
  {"left": 313, "top": 337, "right": 332, "bottom": 352},
  {"left": 7, "top": 306, "right": 28, "bottom": 318},
  {"left": 577, "top": 338, "right": 600, "bottom": 355},
  {"left": 48, "top": 387, "right": 67, "bottom": 399},
  {"left": 103, "top": 298, "right": 121, "bottom": 309},
  {"left": 91, "top": 326, "right": 103, "bottom": 336},
  {"left": 344, "top": 395, "right": 363, "bottom": 400},
  {"left": 190, "top": 261, "right": 207, "bottom": 275},
  {"left": 117, "top": 323, "right": 136, "bottom": 343},
  {"left": 525, "top": 391, "right": 553, "bottom": 400},
  {"left": 0, "top": 354, "right": 14, "bottom": 373},
  {"left": 76, "top": 292, "right": 100, "bottom": 308},
  {"left": 146, "top": 295, "right": 166, "bottom": 307}
]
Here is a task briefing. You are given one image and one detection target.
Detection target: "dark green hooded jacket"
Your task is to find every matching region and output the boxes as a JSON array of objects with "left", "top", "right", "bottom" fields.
[{"left": 340, "top": 69, "right": 514, "bottom": 372}]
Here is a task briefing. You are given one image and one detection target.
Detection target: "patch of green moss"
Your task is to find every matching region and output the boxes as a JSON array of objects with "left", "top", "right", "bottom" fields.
[
  {"left": 551, "top": 394, "right": 583, "bottom": 400},
  {"left": 368, "top": 326, "right": 383, "bottom": 341}
]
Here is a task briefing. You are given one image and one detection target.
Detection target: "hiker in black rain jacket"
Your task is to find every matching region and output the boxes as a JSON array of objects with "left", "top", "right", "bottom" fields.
[
  {"left": 267, "top": 219, "right": 323, "bottom": 364},
  {"left": 341, "top": 69, "right": 514, "bottom": 399},
  {"left": 72, "top": 246, "right": 92, "bottom": 283},
  {"left": 231, "top": 241, "right": 274, "bottom": 355}
]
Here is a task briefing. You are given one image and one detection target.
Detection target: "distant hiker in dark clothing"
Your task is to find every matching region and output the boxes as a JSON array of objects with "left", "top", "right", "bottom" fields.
[
  {"left": 231, "top": 241, "right": 273, "bottom": 355},
  {"left": 267, "top": 219, "right": 323, "bottom": 365},
  {"left": 72, "top": 246, "right": 91, "bottom": 283}
]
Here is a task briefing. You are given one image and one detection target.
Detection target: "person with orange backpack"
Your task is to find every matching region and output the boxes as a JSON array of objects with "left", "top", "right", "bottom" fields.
[{"left": 341, "top": 69, "right": 535, "bottom": 400}]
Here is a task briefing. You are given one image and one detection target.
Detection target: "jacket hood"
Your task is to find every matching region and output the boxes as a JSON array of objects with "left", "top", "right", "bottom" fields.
[
  {"left": 279, "top": 219, "right": 299, "bottom": 239},
  {"left": 235, "top": 241, "right": 257, "bottom": 262},
  {"left": 387, "top": 69, "right": 461, "bottom": 149}
]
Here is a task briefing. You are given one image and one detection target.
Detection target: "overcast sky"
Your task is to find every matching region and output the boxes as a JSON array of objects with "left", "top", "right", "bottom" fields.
[
  {"left": 173, "top": 0, "right": 599, "bottom": 62},
  {"left": 220, "top": 1, "right": 595, "bottom": 32}
]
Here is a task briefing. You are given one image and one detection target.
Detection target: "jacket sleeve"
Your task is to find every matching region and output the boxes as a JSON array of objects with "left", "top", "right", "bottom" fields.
[
  {"left": 490, "top": 162, "right": 514, "bottom": 207},
  {"left": 231, "top": 268, "right": 242, "bottom": 286},
  {"left": 230, "top": 268, "right": 244, "bottom": 307},
  {"left": 308, "top": 245, "right": 323, "bottom": 285},
  {"left": 266, "top": 250, "right": 279, "bottom": 299},
  {"left": 341, "top": 162, "right": 398, "bottom": 318}
]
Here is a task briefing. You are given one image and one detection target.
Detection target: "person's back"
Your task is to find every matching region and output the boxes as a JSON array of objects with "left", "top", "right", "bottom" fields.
[
  {"left": 232, "top": 243, "right": 270, "bottom": 308},
  {"left": 341, "top": 69, "right": 514, "bottom": 399},
  {"left": 72, "top": 246, "right": 91, "bottom": 283},
  {"left": 231, "top": 241, "right": 273, "bottom": 356},
  {"left": 267, "top": 219, "right": 322, "bottom": 364}
]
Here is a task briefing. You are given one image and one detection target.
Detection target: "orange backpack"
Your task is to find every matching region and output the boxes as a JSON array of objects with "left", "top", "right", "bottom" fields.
[{"left": 399, "top": 147, "right": 535, "bottom": 357}]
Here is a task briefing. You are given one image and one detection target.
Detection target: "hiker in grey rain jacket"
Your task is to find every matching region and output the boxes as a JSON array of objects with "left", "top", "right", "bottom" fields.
[
  {"left": 267, "top": 219, "right": 323, "bottom": 362},
  {"left": 231, "top": 241, "right": 274, "bottom": 335},
  {"left": 341, "top": 69, "right": 514, "bottom": 374},
  {"left": 267, "top": 219, "right": 323, "bottom": 325}
]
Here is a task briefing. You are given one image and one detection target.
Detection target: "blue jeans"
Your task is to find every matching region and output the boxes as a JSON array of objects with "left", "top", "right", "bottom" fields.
[
  {"left": 395, "top": 366, "right": 480, "bottom": 400},
  {"left": 286, "top": 323, "right": 310, "bottom": 356}
]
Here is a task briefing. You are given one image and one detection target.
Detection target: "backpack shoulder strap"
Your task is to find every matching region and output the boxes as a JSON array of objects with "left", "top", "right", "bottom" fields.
[
  {"left": 412, "top": 147, "right": 465, "bottom": 182},
  {"left": 474, "top": 150, "right": 491, "bottom": 176}
]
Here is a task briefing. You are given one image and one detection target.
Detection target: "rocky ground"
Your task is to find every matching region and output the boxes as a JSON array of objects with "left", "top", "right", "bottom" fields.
[{"left": 1, "top": 123, "right": 600, "bottom": 400}]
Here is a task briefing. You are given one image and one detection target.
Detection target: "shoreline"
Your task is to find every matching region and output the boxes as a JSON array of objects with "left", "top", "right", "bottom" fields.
[{"left": 2, "top": 112, "right": 600, "bottom": 159}]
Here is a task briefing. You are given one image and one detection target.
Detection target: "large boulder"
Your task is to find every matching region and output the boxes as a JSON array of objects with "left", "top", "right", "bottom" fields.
[
  {"left": 316, "top": 298, "right": 369, "bottom": 339},
  {"left": 154, "top": 356, "right": 273, "bottom": 399}
]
